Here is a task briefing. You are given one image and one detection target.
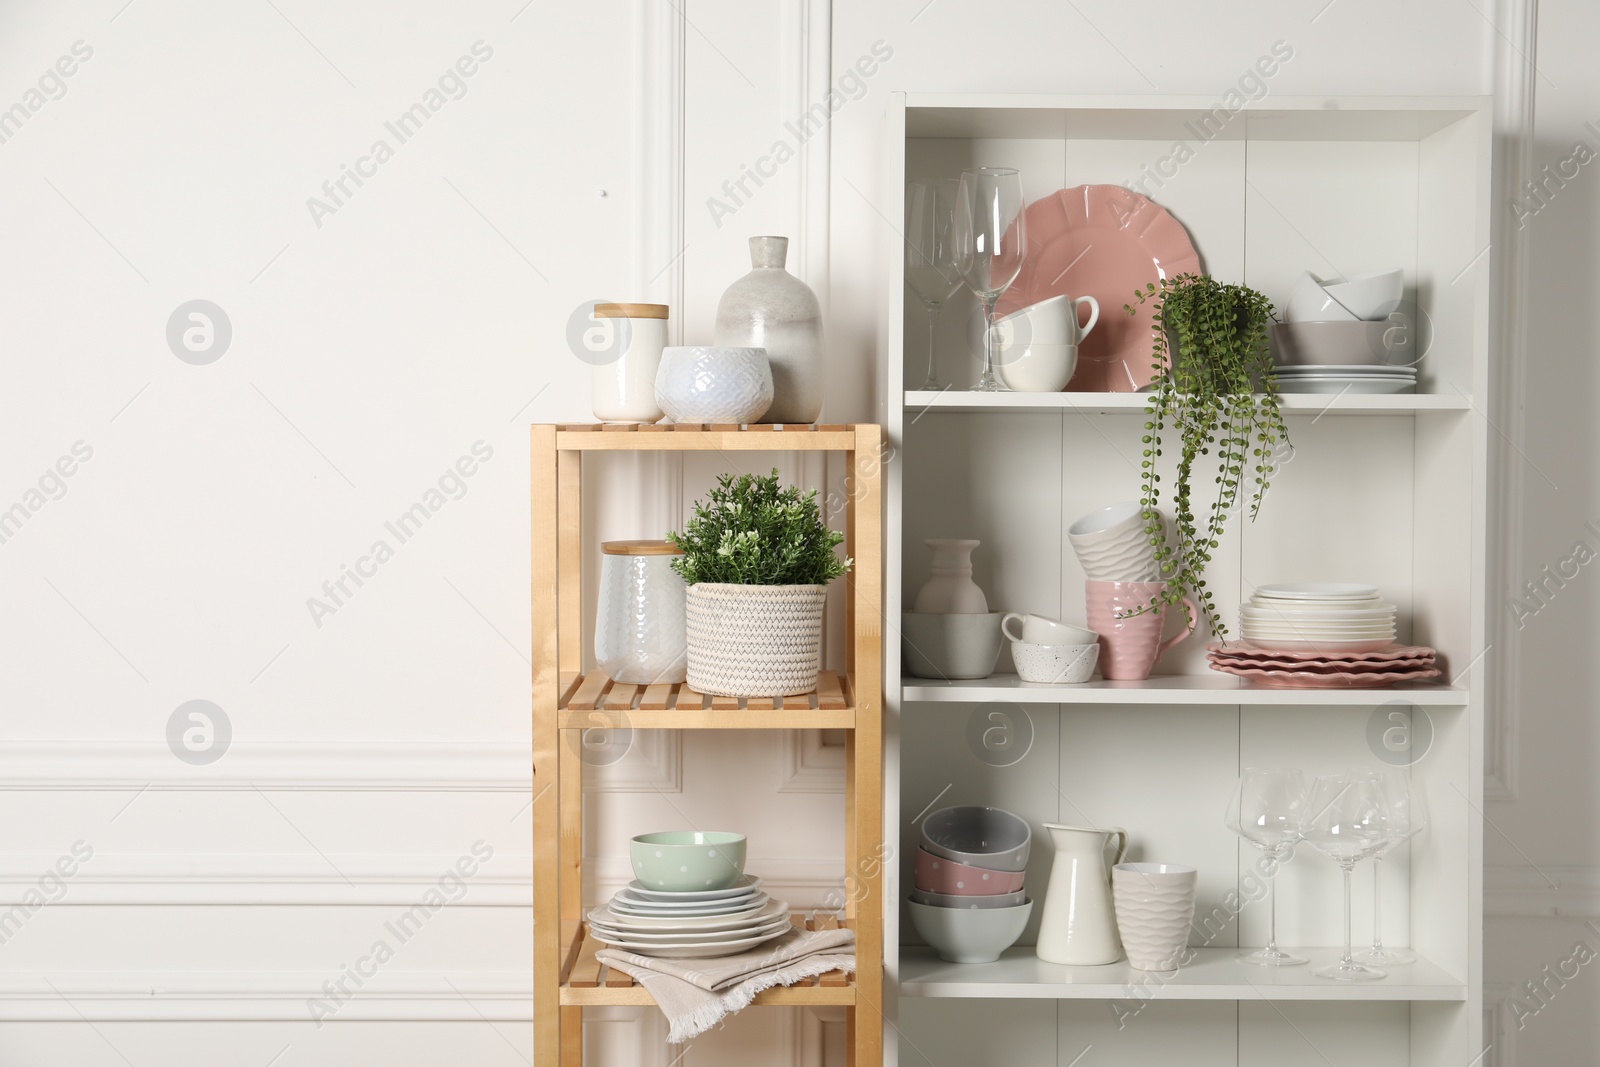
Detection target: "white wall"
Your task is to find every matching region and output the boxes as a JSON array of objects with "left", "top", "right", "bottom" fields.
[{"left": 0, "top": 0, "right": 1581, "bottom": 1063}]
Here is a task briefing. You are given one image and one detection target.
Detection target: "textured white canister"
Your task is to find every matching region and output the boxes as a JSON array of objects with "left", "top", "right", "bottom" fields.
[
  {"left": 594, "top": 541, "right": 687, "bottom": 684},
  {"left": 591, "top": 303, "right": 669, "bottom": 423}
]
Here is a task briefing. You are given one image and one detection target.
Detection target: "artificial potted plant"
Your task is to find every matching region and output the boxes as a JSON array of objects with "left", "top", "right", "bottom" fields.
[
  {"left": 669, "top": 469, "right": 851, "bottom": 696},
  {"left": 1127, "top": 273, "right": 1290, "bottom": 640}
]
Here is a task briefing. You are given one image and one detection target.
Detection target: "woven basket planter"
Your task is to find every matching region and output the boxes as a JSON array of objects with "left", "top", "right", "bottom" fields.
[{"left": 684, "top": 582, "right": 827, "bottom": 696}]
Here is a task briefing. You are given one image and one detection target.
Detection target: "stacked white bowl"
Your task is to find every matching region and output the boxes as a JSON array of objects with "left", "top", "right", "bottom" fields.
[
  {"left": 1271, "top": 270, "right": 1417, "bottom": 394},
  {"left": 1240, "top": 583, "right": 1396, "bottom": 653}
]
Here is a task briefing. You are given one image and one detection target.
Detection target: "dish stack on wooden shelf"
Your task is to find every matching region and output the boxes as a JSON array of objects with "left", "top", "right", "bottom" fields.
[{"left": 1208, "top": 583, "right": 1441, "bottom": 688}]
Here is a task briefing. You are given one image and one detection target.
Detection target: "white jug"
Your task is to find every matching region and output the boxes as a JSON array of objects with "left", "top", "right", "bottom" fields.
[{"left": 1036, "top": 823, "right": 1129, "bottom": 965}]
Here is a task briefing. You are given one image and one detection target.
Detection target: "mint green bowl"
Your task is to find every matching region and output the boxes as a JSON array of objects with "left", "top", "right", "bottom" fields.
[{"left": 630, "top": 831, "right": 748, "bottom": 892}]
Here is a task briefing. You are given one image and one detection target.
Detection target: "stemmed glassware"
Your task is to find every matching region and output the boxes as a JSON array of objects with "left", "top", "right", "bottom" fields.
[
  {"left": 1359, "top": 771, "right": 1429, "bottom": 965},
  {"left": 1301, "top": 772, "right": 1391, "bottom": 980},
  {"left": 905, "top": 179, "right": 964, "bottom": 389},
  {"left": 953, "top": 167, "right": 1027, "bottom": 392},
  {"left": 1226, "top": 769, "right": 1309, "bottom": 967}
]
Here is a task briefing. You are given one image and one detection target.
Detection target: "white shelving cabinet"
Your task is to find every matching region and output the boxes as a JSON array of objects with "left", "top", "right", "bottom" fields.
[{"left": 881, "top": 94, "right": 1489, "bottom": 1067}]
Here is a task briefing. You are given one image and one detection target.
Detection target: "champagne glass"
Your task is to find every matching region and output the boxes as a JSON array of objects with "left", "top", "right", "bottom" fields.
[
  {"left": 1359, "top": 771, "right": 1429, "bottom": 965},
  {"left": 1301, "top": 773, "right": 1390, "bottom": 981},
  {"left": 905, "top": 179, "right": 963, "bottom": 388},
  {"left": 1226, "top": 769, "right": 1308, "bottom": 966},
  {"left": 953, "top": 167, "right": 1026, "bottom": 391}
]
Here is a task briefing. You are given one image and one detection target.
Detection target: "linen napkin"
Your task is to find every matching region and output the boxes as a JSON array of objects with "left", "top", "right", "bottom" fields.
[{"left": 595, "top": 927, "right": 856, "bottom": 1042}]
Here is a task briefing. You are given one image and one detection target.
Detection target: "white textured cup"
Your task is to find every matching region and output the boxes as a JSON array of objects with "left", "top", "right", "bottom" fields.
[
  {"left": 1001, "top": 612, "right": 1098, "bottom": 645},
  {"left": 1112, "top": 863, "right": 1198, "bottom": 971},
  {"left": 1068, "top": 502, "right": 1161, "bottom": 581}
]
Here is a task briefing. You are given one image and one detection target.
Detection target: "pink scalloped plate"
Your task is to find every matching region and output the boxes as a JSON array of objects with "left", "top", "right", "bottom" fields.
[
  {"left": 1208, "top": 663, "right": 1443, "bottom": 688},
  {"left": 995, "top": 185, "right": 1201, "bottom": 392}
]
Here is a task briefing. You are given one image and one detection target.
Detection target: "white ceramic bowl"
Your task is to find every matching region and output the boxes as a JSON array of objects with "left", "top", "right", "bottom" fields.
[
  {"left": 908, "top": 899, "right": 1032, "bottom": 963},
  {"left": 995, "top": 342, "right": 1077, "bottom": 392},
  {"left": 654, "top": 346, "right": 774, "bottom": 423},
  {"left": 921, "top": 805, "right": 1032, "bottom": 872},
  {"left": 1323, "top": 268, "right": 1404, "bottom": 320},
  {"left": 1010, "top": 640, "right": 1099, "bottom": 684},
  {"left": 1285, "top": 271, "right": 1358, "bottom": 323},
  {"left": 911, "top": 888, "right": 1028, "bottom": 910},
  {"left": 901, "top": 612, "right": 1004, "bottom": 680}
]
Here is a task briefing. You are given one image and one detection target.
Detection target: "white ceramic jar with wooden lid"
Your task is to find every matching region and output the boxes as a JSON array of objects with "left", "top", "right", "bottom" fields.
[
  {"left": 594, "top": 540, "right": 687, "bottom": 684},
  {"left": 590, "top": 303, "right": 669, "bottom": 423}
]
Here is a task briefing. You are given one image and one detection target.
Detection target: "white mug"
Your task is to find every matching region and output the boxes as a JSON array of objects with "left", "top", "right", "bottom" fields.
[
  {"left": 994, "top": 294, "right": 1100, "bottom": 347},
  {"left": 1001, "top": 612, "right": 1099, "bottom": 645}
]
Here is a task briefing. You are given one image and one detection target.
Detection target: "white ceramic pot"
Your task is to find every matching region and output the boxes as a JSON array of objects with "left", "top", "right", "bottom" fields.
[
  {"left": 913, "top": 539, "right": 988, "bottom": 613},
  {"left": 590, "top": 303, "right": 669, "bottom": 423},
  {"left": 901, "top": 612, "right": 1004, "bottom": 680},
  {"left": 684, "top": 583, "right": 826, "bottom": 696},
  {"left": 654, "top": 347, "right": 774, "bottom": 424},
  {"left": 714, "top": 236, "right": 824, "bottom": 424},
  {"left": 594, "top": 541, "right": 687, "bottom": 684},
  {"left": 1112, "top": 862, "right": 1198, "bottom": 971}
]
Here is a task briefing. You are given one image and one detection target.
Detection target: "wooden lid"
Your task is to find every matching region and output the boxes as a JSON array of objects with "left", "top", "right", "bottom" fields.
[
  {"left": 601, "top": 539, "right": 683, "bottom": 556},
  {"left": 593, "top": 303, "right": 670, "bottom": 319}
]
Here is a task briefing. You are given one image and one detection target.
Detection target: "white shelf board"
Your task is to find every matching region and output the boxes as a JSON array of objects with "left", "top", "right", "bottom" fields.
[
  {"left": 904, "top": 390, "right": 1473, "bottom": 416},
  {"left": 900, "top": 673, "right": 1469, "bottom": 706},
  {"left": 899, "top": 947, "right": 1466, "bottom": 1001}
]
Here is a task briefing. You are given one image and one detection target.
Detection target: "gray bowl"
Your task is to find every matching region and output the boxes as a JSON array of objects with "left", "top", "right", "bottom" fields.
[
  {"left": 911, "top": 888, "right": 1028, "bottom": 909},
  {"left": 901, "top": 612, "right": 1004, "bottom": 679},
  {"left": 1269, "top": 321, "right": 1414, "bottom": 368},
  {"left": 921, "top": 805, "right": 1032, "bottom": 872},
  {"left": 909, "top": 899, "right": 1032, "bottom": 963}
]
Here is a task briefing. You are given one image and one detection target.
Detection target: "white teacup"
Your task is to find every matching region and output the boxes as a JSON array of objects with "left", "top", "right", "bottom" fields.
[
  {"left": 1001, "top": 612, "right": 1099, "bottom": 645},
  {"left": 993, "top": 294, "right": 1100, "bottom": 347},
  {"left": 996, "top": 342, "right": 1077, "bottom": 392}
]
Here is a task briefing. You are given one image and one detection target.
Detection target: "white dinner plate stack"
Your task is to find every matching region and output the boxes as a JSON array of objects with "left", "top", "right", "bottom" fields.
[
  {"left": 586, "top": 876, "right": 795, "bottom": 958},
  {"left": 1239, "top": 583, "right": 1396, "bottom": 653},
  {"left": 1272, "top": 364, "right": 1416, "bottom": 394}
]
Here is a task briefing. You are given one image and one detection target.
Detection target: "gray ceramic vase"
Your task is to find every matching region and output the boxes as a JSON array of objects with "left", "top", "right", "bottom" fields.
[{"left": 713, "top": 236, "right": 824, "bottom": 424}]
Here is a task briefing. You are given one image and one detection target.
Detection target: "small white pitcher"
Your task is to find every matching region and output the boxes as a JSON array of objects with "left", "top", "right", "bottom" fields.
[{"left": 1036, "top": 823, "right": 1129, "bottom": 965}]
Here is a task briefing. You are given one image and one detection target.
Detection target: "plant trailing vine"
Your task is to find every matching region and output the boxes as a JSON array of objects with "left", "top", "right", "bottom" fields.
[
  {"left": 668, "top": 469, "right": 851, "bottom": 587},
  {"left": 1126, "top": 273, "right": 1289, "bottom": 640}
]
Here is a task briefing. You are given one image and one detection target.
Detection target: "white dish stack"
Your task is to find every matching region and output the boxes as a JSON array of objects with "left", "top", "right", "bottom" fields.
[
  {"left": 1272, "top": 269, "right": 1418, "bottom": 393},
  {"left": 586, "top": 876, "right": 795, "bottom": 959},
  {"left": 1238, "top": 583, "right": 1396, "bottom": 653}
]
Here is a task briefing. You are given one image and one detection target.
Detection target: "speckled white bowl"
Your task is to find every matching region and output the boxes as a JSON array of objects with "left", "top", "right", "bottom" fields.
[{"left": 1010, "top": 640, "right": 1099, "bottom": 684}]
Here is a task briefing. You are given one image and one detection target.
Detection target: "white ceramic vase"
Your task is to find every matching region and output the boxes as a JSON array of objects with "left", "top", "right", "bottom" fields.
[
  {"left": 912, "top": 539, "right": 988, "bottom": 613},
  {"left": 713, "top": 236, "right": 823, "bottom": 424}
]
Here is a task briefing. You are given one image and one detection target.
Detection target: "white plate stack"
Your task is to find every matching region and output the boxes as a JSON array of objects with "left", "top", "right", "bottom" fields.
[
  {"left": 586, "top": 876, "right": 795, "bottom": 958},
  {"left": 1271, "top": 363, "right": 1416, "bottom": 395},
  {"left": 1239, "top": 583, "right": 1396, "bottom": 653}
]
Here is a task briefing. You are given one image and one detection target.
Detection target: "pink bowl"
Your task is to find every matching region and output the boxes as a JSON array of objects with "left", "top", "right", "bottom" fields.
[{"left": 913, "top": 847, "right": 1026, "bottom": 896}]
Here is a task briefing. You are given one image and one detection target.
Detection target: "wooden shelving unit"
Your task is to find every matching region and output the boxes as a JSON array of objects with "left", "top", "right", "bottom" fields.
[{"left": 532, "top": 422, "right": 884, "bottom": 1067}]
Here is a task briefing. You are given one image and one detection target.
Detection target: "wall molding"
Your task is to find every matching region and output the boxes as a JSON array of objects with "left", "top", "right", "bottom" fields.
[
  {"left": 0, "top": 852, "right": 533, "bottom": 906},
  {"left": 585, "top": 728, "right": 682, "bottom": 793},
  {"left": 1484, "top": 981, "right": 1518, "bottom": 1067},
  {"left": 0, "top": 970, "right": 531, "bottom": 1021},
  {"left": 777, "top": 729, "right": 846, "bottom": 793},
  {"left": 1486, "top": 864, "right": 1600, "bottom": 917},
  {"left": 1484, "top": 0, "right": 1538, "bottom": 801},
  {"left": 0, "top": 742, "right": 530, "bottom": 791}
]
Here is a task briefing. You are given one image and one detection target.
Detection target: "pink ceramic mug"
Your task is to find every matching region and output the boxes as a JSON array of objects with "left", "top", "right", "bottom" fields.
[{"left": 1085, "top": 580, "right": 1197, "bottom": 680}]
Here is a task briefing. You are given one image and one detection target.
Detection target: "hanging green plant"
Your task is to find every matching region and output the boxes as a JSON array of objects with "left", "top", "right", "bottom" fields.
[{"left": 1126, "top": 273, "right": 1290, "bottom": 640}]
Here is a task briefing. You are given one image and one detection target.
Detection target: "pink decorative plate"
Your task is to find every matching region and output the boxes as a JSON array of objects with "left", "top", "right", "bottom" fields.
[
  {"left": 996, "top": 185, "right": 1201, "bottom": 392},
  {"left": 1208, "top": 663, "right": 1443, "bottom": 689}
]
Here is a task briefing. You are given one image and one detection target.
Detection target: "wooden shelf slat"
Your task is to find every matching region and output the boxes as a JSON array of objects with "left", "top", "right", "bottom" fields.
[
  {"left": 567, "top": 672, "right": 612, "bottom": 711},
  {"left": 568, "top": 928, "right": 603, "bottom": 988},
  {"left": 556, "top": 670, "right": 859, "bottom": 729},
  {"left": 638, "top": 683, "right": 673, "bottom": 710}
]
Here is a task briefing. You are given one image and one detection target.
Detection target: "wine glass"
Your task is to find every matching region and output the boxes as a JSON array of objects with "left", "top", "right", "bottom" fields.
[
  {"left": 953, "top": 167, "right": 1027, "bottom": 391},
  {"left": 1300, "top": 772, "right": 1390, "bottom": 981},
  {"left": 905, "top": 179, "right": 963, "bottom": 389},
  {"left": 1359, "top": 771, "right": 1429, "bottom": 965},
  {"left": 1226, "top": 769, "right": 1309, "bottom": 966}
]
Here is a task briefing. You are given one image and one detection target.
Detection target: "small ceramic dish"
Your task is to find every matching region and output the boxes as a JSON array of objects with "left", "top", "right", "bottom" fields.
[
  {"left": 1010, "top": 640, "right": 1099, "bottom": 684},
  {"left": 921, "top": 805, "right": 1032, "bottom": 872},
  {"left": 912, "top": 846, "right": 1027, "bottom": 895},
  {"left": 629, "top": 830, "right": 747, "bottom": 892}
]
